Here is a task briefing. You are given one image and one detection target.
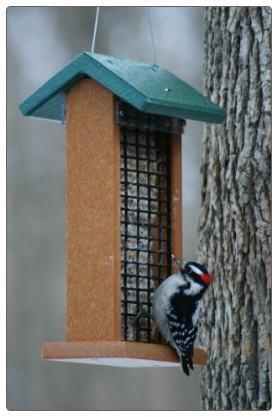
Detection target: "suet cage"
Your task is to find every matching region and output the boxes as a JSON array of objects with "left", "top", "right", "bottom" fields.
[{"left": 19, "top": 52, "right": 225, "bottom": 367}]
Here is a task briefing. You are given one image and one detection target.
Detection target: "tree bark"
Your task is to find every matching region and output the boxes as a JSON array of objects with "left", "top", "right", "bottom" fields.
[{"left": 198, "top": 7, "right": 271, "bottom": 410}]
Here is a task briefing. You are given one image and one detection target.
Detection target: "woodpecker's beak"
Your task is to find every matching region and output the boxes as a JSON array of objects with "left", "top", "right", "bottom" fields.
[{"left": 171, "top": 254, "right": 186, "bottom": 271}]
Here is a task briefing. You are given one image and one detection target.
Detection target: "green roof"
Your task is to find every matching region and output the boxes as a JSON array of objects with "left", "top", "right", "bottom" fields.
[{"left": 19, "top": 52, "right": 226, "bottom": 124}]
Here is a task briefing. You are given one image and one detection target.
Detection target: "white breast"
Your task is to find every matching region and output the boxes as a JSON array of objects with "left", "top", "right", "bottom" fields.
[{"left": 192, "top": 300, "right": 201, "bottom": 326}]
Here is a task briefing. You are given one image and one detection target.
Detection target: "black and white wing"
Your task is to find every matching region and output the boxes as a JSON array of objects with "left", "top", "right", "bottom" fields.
[{"left": 167, "top": 308, "right": 199, "bottom": 375}]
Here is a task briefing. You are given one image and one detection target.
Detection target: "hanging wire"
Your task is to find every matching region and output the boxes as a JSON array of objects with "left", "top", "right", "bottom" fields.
[
  {"left": 91, "top": 7, "right": 157, "bottom": 64},
  {"left": 147, "top": 7, "right": 157, "bottom": 66},
  {"left": 91, "top": 6, "right": 100, "bottom": 53}
]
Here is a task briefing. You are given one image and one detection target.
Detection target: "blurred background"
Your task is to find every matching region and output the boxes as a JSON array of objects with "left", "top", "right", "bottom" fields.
[{"left": 7, "top": 6, "right": 205, "bottom": 410}]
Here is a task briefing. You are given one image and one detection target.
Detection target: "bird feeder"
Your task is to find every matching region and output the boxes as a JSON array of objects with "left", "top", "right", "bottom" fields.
[{"left": 19, "top": 52, "right": 225, "bottom": 368}]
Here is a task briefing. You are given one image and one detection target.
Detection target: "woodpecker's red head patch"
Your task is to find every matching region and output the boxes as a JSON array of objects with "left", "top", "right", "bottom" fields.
[
  {"left": 200, "top": 273, "right": 212, "bottom": 285},
  {"left": 185, "top": 261, "right": 212, "bottom": 286}
]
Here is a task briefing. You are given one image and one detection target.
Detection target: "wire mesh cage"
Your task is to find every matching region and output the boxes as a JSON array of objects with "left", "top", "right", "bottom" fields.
[
  {"left": 120, "top": 126, "right": 172, "bottom": 343},
  {"left": 117, "top": 101, "right": 185, "bottom": 344}
]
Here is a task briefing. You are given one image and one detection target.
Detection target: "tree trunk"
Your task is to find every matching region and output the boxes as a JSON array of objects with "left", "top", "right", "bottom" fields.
[{"left": 198, "top": 7, "right": 271, "bottom": 410}]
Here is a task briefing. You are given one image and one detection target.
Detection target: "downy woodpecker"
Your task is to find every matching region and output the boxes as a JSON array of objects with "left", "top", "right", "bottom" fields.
[{"left": 152, "top": 255, "right": 211, "bottom": 375}]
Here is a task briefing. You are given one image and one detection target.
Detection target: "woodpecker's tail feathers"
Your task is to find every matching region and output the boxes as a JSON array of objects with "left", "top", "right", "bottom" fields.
[
  {"left": 180, "top": 354, "right": 194, "bottom": 376},
  {"left": 181, "top": 356, "right": 189, "bottom": 375}
]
